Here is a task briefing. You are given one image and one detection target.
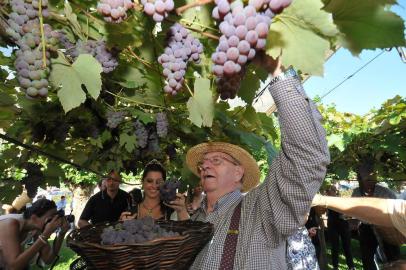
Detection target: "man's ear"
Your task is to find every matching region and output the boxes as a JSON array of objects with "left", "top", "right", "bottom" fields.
[{"left": 234, "top": 166, "right": 244, "bottom": 183}]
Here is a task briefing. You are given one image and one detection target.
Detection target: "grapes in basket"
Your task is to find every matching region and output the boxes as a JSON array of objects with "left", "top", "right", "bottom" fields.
[
  {"left": 100, "top": 216, "right": 180, "bottom": 245},
  {"left": 160, "top": 178, "right": 181, "bottom": 203}
]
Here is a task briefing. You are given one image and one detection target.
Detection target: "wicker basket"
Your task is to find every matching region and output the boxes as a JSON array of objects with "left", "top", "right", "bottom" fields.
[{"left": 66, "top": 220, "right": 213, "bottom": 270}]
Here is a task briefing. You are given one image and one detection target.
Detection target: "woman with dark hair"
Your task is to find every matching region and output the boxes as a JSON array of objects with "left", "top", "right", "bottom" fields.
[
  {"left": 0, "top": 198, "right": 70, "bottom": 270},
  {"left": 121, "top": 160, "right": 189, "bottom": 221}
]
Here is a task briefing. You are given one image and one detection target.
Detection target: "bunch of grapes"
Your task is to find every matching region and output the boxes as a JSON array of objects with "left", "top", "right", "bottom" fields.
[
  {"left": 47, "top": 122, "right": 70, "bottom": 143},
  {"left": 146, "top": 131, "right": 161, "bottom": 155},
  {"left": 134, "top": 120, "right": 149, "bottom": 148},
  {"left": 97, "top": 0, "right": 134, "bottom": 23},
  {"left": 211, "top": 0, "right": 275, "bottom": 99},
  {"left": 69, "top": 40, "right": 119, "bottom": 73},
  {"left": 7, "top": 0, "right": 59, "bottom": 99},
  {"left": 249, "top": 0, "right": 292, "bottom": 14},
  {"left": 158, "top": 23, "right": 203, "bottom": 95},
  {"left": 21, "top": 162, "right": 44, "bottom": 198},
  {"left": 56, "top": 31, "right": 76, "bottom": 52},
  {"left": 155, "top": 112, "right": 168, "bottom": 138},
  {"left": 6, "top": 0, "right": 51, "bottom": 41},
  {"left": 100, "top": 216, "right": 180, "bottom": 245},
  {"left": 6, "top": 0, "right": 30, "bottom": 41},
  {"left": 106, "top": 110, "right": 126, "bottom": 129},
  {"left": 141, "top": 0, "right": 174, "bottom": 22},
  {"left": 159, "top": 179, "right": 180, "bottom": 203}
]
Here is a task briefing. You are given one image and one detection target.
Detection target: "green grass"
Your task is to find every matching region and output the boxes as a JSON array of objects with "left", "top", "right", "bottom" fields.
[
  {"left": 325, "top": 240, "right": 406, "bottom": 270},
  {"left": 325, "top": 239, "right": 363, "bottom": 270},
  {"left": 30, "top": 239, "right": 78, "bottom": 270}
]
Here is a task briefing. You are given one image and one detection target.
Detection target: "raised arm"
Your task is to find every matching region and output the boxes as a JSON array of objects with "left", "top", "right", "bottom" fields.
[
  {"left": 312, "top": 195, "right": 406, "bottom": 237},
  {"left": 253, "top": 58, "right": 330, "bottom": 244}
]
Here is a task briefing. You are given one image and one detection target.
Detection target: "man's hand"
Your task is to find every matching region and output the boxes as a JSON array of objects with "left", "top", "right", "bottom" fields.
[
  {"left": 119, "top": 211, "right": 136, "bottom": 221},
  {"left": 253, "top": 51, "right": 283, "bottom": 77}
]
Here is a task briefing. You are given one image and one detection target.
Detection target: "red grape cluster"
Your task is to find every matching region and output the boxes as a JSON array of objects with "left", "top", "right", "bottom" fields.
[
  {"left": 21, "top": 162, "right": 44, "bottom": 198},
  {"left": 100, "top": 216, "right": 180, "bottom": 245},
  {"left": 211, "top": 0, "right": 274, "bottom": 99},
  {"left": 97, "top": 0, "right": 134, "bottom": 23},
  {"left": 158, "top": 23, "right": 203, "bottom": 95},
  {"left": 249, "top": 0, "right": 292, "bottom": 14},
  {"left": 68, "top": 39, "right": 119, "bottom": 73},
  {"left": 159, "top": 179, "right": 180, "bottom": 203},
  {"left": 106, "top": 111, "right": 127, "bottom": 129},
  {"left": 156, "top": 112, "right": 168, "bottom": 138},
  {"left": 134, "top": 120, "right": 149, "bottom": 148},
  {"left": 141, "top": 0, "right": 174, "bottom": 22},
  {"left": 7, "top": 0, "right": 58, "bottom": 99}
]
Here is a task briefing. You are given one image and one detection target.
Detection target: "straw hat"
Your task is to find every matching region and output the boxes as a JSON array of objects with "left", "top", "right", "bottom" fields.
[{"left": 186, "top": 142, "right": 260, "bottom": 192}]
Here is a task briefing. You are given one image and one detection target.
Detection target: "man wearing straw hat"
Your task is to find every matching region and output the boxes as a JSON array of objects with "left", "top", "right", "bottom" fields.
[{"left": 186, "top": 56, "right": 330, "bottom": 269}]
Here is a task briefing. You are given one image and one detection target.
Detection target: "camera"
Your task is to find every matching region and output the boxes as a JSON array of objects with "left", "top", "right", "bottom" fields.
[{"left": 56, "top": 209, "right": 75, "bottom": 223}]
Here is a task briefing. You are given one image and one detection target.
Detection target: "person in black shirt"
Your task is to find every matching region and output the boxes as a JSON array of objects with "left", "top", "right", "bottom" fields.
[
  {"left": 326, "top": 185, "right": 355, "bottom": 270},
  {"left": 78, "top": 171, "right": 131, "bottom": 228}
]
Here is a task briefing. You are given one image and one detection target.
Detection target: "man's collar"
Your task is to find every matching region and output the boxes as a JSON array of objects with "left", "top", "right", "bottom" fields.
[{"left": 201, "top": 190, "right": 242, "bottom": 213}]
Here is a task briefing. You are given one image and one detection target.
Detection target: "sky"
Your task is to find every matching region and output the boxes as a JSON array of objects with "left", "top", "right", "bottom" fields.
[{"left": 303, "top": 2, "right": 406, "bottom": 116}]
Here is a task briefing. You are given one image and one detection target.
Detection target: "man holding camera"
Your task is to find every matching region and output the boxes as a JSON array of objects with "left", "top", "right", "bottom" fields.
[{"left": 78, "top": 171, "right": 131, "bottom": 228}]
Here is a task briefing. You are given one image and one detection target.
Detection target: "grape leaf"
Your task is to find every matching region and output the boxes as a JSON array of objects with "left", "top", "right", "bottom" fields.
[
  {"left": 50, "top": 53, "right": 102, "bottom": 113},
  {"left": 323, "top": 0, "right": 405, "bottom": 55},
  {"left": 239, "top": 65, "right": 268, "bottom": 105},
  {"left": 327, "top": 133, "right": 345, "bottom": 151},
  {"left": 64, "top": 1, "right": 84, "bottom": 40},
  {"left": 0, "top": 92, "right": 16, "bottom": 106},
  {"left": 132, "top": 110, "right": 155, "bottom": 124},
  {"left": 119, "top": 133, "right": 137, "bottom": 153},
  {"left": 187, "top": 78, "right": 214, "bottom": 127},
  {"left": 267, "top": 0, "right": 339, "bottom": 75},
  {"left": 0, "top": 181, "right": 23, "bottom": 204}
]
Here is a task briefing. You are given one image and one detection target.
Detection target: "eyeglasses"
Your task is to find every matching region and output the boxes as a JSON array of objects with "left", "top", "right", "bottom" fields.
[{"left": 197, "top": 155, "right": 240, "bottom": 173}]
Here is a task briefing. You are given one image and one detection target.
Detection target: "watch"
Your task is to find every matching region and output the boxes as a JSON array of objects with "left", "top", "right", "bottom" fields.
[{"left": 269, "top": 67, "right": 298, "bottom": 86}]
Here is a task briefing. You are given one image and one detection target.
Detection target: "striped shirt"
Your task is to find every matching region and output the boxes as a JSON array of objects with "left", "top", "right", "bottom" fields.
[{"left": 190, "top": 76, "right": 330, "bottom": 270}]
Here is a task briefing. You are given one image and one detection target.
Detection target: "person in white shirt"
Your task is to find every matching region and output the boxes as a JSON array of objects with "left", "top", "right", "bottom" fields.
[{"left": 56, "top": 196, "right": 67, "bottom": 214}]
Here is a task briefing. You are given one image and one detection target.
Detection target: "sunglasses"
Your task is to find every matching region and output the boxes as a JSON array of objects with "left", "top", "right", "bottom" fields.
[{"left": 197, "top": 155, "right": 240, "bottom": 173}]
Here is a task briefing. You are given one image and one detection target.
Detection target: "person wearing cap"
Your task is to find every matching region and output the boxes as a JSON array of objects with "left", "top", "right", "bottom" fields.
[
  {"left": 186, "top": 56, "right": 329, "bottom": 269},
  {"left": 78, "top": 170, "right": 131, "bottom": 228}
]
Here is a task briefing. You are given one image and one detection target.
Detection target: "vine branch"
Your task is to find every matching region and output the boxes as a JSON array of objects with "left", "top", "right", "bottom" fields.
[
  {"left": 104, "top": 90, "right": 165, "bottom": 108},
  {"left": 176, "top": 0, "right": 214, "bottom": 15},
  {"left": 38, "top": 0, "right": 47, "bottom": 68},
  {"left": 166, "top": 18, "right": 219, "bottom": 40}
]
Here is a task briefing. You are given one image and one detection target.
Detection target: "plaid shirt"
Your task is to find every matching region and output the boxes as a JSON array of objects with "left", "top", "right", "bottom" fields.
[{"left": 190, "top": 76, "right": 330, "bottom": 269}]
